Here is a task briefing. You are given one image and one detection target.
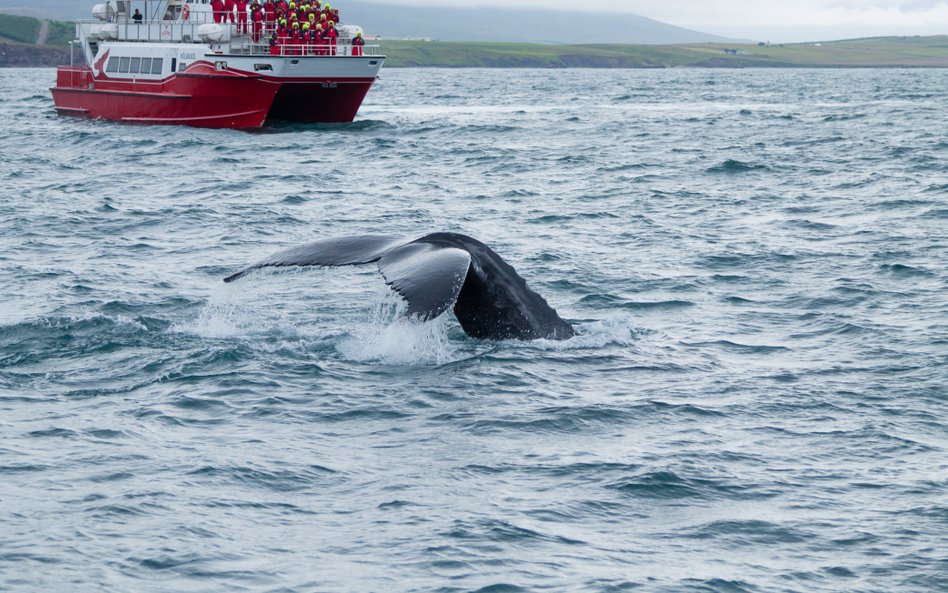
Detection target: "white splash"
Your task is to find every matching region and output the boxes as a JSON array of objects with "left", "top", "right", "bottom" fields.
[
  {"left": 522, "top": 313, "right": 648, "bottom": 351},
  {"left": 173, "top": 276, "right": 322, "bottom": 339},
  {"left": 336, "top": 294, "right": 464, "bottom": 366},
  {"left": 179, "top": 275, "right": 467, "bottom": 365}
]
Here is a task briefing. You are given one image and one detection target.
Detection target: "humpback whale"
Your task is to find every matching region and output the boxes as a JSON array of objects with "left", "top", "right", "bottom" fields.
[{"left": 224, "top": 232, "right": 575, "bottom": 341}]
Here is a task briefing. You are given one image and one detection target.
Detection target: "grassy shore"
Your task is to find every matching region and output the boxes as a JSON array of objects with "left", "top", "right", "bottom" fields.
[
  {"left": 377, "top": 36, "right": 948, "bottom": 68},
  {"left": 2, "top": 12, "right": 947, "bottom": 68}
]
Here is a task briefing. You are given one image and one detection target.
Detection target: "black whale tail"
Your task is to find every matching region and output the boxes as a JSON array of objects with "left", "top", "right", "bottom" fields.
[{"left": 224, "top": 232, "right": 575, "bottom": 341}]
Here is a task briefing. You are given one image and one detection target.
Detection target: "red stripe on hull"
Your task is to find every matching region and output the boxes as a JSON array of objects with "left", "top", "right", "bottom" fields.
[
  {"left": 51, "top": 65, "right": 280, "bottom": 129},
  {"left": 265, "top": 80, "right": 376, "bottom": 123}
]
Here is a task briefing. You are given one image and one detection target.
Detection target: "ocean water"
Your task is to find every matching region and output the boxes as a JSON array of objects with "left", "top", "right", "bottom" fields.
[{"left": 0, "top": 67, "right": 946, "bottom": 593}]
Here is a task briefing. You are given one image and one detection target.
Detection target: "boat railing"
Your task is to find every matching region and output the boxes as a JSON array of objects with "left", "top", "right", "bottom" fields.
[
  {"left": 230, "top": 43, "right": 382, "bottom": 57},
  {"left": 78, "top": 18, "right": 215, "bottom": 44},
  {"left": 77, "top": 19, "right": 381, "bottom": 57}
]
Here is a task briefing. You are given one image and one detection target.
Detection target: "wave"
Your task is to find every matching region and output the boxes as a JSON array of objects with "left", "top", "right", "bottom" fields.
[
  {"left": 706, "top": 159, "right": 769, "bottom": 173},
  {"left": 608, "top": 470, "right": 775, "bottom": 501}
]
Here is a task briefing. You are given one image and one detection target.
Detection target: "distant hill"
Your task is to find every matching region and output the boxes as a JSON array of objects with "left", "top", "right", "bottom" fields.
[
  {"left": 0, "top": 13, "right": 76, "bottom": 66},
  {"left": 377, "top": 36, "right": 948, "bottom": 68},
  {"left": 343, "top": 2, "right": 737, "bottom": 44},
  {"left": 0, "top": 0, "right": 738, "bottom": 44},
  {"left": 0, "top": 0, "right": 88, "bottom": 20}
]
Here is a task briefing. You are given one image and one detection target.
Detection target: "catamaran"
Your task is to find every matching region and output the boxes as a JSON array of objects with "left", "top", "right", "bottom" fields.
[{"left": 50, "top": 0, "right": 385, "bottom": 128}]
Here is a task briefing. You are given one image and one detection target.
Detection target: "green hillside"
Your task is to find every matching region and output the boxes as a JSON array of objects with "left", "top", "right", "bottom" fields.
[
  {"left": 1, "top": 10, "right": 947, "bottom": 69},
  {"left": 0, "top": 12, "right": 40, "bottom": 43},
  {"left": 378, "top": 36, "right": 948, "bottom": 68},
  {"left": 0, "top": 13, "right": 73, "bottom": 67},
  {"left": 46, "top": 20, "right": 75, "bottom": 46}
]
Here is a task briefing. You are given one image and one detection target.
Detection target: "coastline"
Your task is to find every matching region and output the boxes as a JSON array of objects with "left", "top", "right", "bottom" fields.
[
  {"left": 4, "top": 36, "right": 947, "bottom": 69},
  {"left": 375, "top": 37, "right": 948, "bottom": 68}
]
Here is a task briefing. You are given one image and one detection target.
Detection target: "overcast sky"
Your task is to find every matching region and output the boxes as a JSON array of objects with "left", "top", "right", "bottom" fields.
[{"left": 367, "top": 0, "right": 948, "bottom": 41}]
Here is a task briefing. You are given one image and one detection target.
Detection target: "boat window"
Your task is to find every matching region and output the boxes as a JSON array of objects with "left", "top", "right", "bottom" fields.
[
  {"left": 119, "top": 57, "right": 130, "bottom": 73},
  {"left": 140, "top": 58, "right": 152, "bottom": 74},
  {"left": 170, "top": 58, "right": 176, "bottom": 73},
  {"left": 152, "top": 58, "right": 163, "bottom": 74},
  {"left": 130, "top": 57, "right": 141, "bottom": 74},
  {"left": 106, "top": 57, "right": 119, "bottom": 73},
  {"left": 179, "top": 62, "right": 187, "bottom": 72}
]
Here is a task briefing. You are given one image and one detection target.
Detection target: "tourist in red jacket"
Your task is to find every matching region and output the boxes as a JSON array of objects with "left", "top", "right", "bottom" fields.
[
  {"left": 352, "top": 31, "right": 364, "bottom": 56},
  {"left": 235, "top": 0, "right": 248, "bottom": 33},
  {"left": 211, "top": 0, "right": 224, "bottom": 23},
  {"left": 301, "top": 23, "right": 312, "bottom": 54},
  {"left": 251, "top": 1, "right": 265, "bottom": 41},
  {"left": 325, "top": 20, "right": 337, "bottom": 55},
  {"left": 269, "top": 31, "right": 281, "bottom": 55},
  {"left": 264, "top": 0, "right": 276, "bottom": 26},
  {"left": 314, "top": 23, "right": 326, "bottom": 55},
  {"left": 290, "top": 22, "right": 301, "bottom": 55},
  {"left": 223, "top": 0, "right": 236, "bottom": 24}
]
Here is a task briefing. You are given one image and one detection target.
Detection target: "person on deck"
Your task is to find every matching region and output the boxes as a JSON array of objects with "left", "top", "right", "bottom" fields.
[
  {"left": 223, "top": 0, "right": 236, "bottom": 24},
  {"left": 352, "top": 31, "right": 365, "bottom": 56},
  {"left": 301, "top": 22, "right": 312, "bottom": 54},
  {"left": 211, "top": 0, "right": 224, "bottom": 23},
  {"left": 314, "top": 23, "right": 326, "bottom": 55},
  {"left": 264, "top": 0, "right": 276, "bottom": 27},
  {"left": 235, "top": 0, "right": 249, "bottom": 33},
  {"left": 290, "top": 21, "right": 301, "bottom": 55},
  {"left": 269, "top": 31, "right": 281, "bottom": 55},
  {"left": 325, "top": 20, "right": 337, "bottom": 55},
  {"left": 132, "top": 9, "right": 143, "bottom": 24},
  {"left": 251, "top": 0, "right": 264, "bottom": 41}
]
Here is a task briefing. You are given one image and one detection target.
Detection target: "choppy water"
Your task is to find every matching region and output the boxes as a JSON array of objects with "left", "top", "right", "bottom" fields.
[{"left": 1, "top": 67, "right": 946, "bottom": 593}]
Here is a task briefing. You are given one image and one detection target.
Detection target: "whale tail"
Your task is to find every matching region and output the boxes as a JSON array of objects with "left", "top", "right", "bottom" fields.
[{"left": 224, "top": 233, "right": 575, "bottom": 341}]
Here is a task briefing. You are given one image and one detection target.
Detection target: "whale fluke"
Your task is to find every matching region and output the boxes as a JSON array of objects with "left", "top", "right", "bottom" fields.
[{"left": 224, "top": 232, "right": 575, "bottom": 341}]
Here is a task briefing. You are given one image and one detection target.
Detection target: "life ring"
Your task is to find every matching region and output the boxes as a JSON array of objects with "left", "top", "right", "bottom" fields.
[{"left": 182, "top": 4, "right": 190, "bottom": 20}]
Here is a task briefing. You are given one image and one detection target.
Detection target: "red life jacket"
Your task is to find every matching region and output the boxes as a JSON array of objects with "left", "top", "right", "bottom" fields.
[
  {"left": 236, "top": 0, "right": 248, "bottom": 11},
  {"left": 252, "top": 8, "right": 263, "bottom": 21}
]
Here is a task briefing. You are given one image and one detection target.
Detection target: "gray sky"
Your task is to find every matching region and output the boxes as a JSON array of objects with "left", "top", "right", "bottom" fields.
[{"left": 368, "top": 0, "right": 948, "bottom": 41}]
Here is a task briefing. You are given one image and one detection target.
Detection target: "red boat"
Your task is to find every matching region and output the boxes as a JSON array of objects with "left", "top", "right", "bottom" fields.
[{"left": 51, "top": 0, "right": 385, "bottom": 128}]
